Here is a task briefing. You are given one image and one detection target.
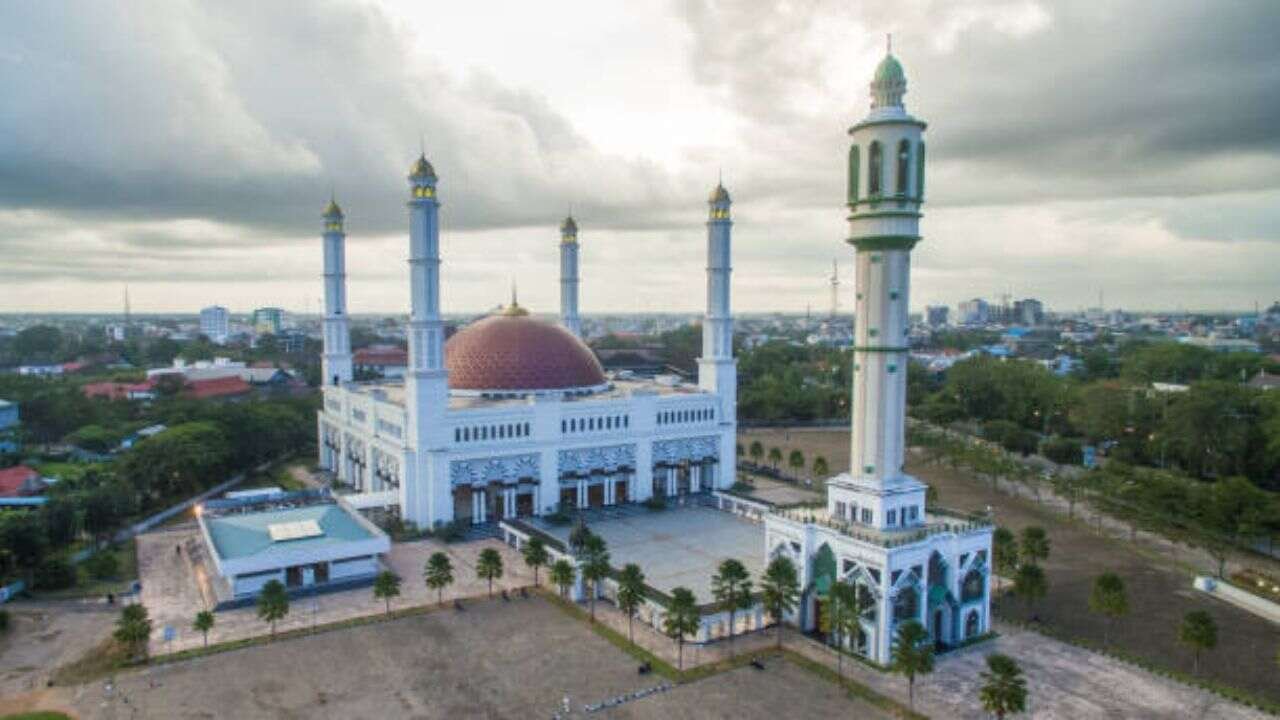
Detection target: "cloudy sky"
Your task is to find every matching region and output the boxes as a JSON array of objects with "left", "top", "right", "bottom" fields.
[{"left": 2, "top": 0, "right": 1278, "bottom": 315}]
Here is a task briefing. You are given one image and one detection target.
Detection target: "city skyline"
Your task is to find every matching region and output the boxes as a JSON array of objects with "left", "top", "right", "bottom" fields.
[{"left": 2, "top": 1, "right": 1279, "bottom": 315}]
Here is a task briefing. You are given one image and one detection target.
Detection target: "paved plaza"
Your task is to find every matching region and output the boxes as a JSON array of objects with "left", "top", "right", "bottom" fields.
[{"left": 532, "top": 504, "right": 766, "bottom": 603}]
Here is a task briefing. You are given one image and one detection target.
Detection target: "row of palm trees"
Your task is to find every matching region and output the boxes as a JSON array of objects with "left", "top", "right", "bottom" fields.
[{"left": 738, "top": 440, "right": 830, "bottom": 481}]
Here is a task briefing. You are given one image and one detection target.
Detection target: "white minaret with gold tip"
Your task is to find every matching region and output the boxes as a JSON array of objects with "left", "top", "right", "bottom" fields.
[
  {"left": 321, "top": 198, "right": 353, "bottom": 387},
  {"left": 559, "top": 215, "right": 582, "bottom": 338},
  {"left": 699, "top": 183, "right": 737, "bottom": 485},
  {"left": 830, "top": 43, "right": 928, "bottom": 530}
]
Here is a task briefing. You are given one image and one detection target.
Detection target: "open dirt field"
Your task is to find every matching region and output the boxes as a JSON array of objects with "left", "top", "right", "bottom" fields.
[
  {"left": 741, "top": 427, "right": 1280, "bottom": 705},
  {"left": 46, "top": 596, "right": 887, "bottom": 720}
]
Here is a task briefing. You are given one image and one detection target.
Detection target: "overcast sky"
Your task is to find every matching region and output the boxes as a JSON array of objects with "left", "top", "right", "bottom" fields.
[{"left": 2, "top": 0, "right": 1278, "bottom": 315}]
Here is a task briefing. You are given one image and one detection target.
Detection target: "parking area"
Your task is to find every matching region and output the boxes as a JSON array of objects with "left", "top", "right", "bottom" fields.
[{"left": 532, "top": 504, "right": 766, "bottom": 603}]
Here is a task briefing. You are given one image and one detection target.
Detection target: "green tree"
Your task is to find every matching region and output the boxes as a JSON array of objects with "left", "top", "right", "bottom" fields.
[
  {"left": 522, "top": 537, "right": 549, "bottom": 587},
  {"left": 1019, "top": 526, "right": 1050, "bottom": 565},
  {"left": 979, "top": 653, "right": 1028, "bottom": 719},
  {"left": 759, "top": 555, "right": 799, "bottom": 649},
  {"left": 890, "top": 620, "right": 934, "bottom": 711},
  {"left": 579, "top": 535, "right": 611, "bottom": 621},
  {"left": 788, "top": 449, "right": 805, "bottom": 478},
  {"left": 663, "top": 587, "right": 701, "bottom": 671},
  {"left": 424, "top": 552, "right": 454, "bottom": 605},
  {"left": 550, "top": 559, "right": 576, "bottom": 599},
  {"left": 748, "top": 440, "right": 764, "bottom": 465},
  {"left": 812, "top": 455, "right": 830, "bottom": 478},
  {"left": 767, "top": 446, "right": 783, "bottom": 470},
  {"left": 373, "top": 570, "right": 402, "bottom": 615},
  {"left": 1179, "top": 610, "right": 1217, "bottom": 674},
  {"left": 1014, "top": 564, "right": 1048, "bottom": 615},
  {"left": 616, "top": 563, "right": 647, "bottom": 646},
  {"left": 828, "top": 581, "right": 861, "bottom": 679},
  {"left": 992, "top": 527, "right": 1019, "bottom": 589},
  {"left": 710, "top": 558, "right": 753, "bottom": 657},
  {"left": 1088, "top": 573, "right": 1128, "bottom": 645},
  {"left": 114, "top": 603, "right": 153, "bottom": 661},
  {"left": 476, "top": 548, "right": 504, "bottom": 598},
  {"left": 193, "top": 610, "right": 215, "bottom": 648},
  {"left": 257, "top": 579, "right": 289, "bottom": 638}
]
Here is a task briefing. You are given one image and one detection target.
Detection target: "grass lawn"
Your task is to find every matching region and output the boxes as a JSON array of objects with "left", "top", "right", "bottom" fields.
[
  {"left": 29, "top": 539, "right": 138, "bottom": 601},
  {"left": 1, "top": 713, "right": 74, "bottom": 720}
]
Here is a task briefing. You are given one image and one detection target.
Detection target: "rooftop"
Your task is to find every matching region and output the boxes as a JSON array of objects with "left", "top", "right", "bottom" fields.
[
  {"left": 768, "top": 505, "right": 992, "bottom": 548},
  {"left": 203, "top": 503, "right": 378, "bottom": 561},
  {"left": 342, "top": 376, "right": 713, "bottom": 410}
]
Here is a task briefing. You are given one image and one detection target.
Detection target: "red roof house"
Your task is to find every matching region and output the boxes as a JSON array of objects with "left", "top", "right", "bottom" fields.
[
  {"left": 184, "top": 376, "right": 252, "bottom": 400},
  {"left": 0, "top": 465, "right": 47, "bottom": 498}
]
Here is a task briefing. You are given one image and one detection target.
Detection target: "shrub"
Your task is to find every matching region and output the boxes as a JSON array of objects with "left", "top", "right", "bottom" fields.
[
  {"left": 84, "top": 550, "right": 120, "bottom": 580},
  {"left": 0, "top": 608, "right": 10, "bottom": 632},
  {"left": 1041, "top": 436, "right": 1082, "bottom": 465},
  {"left": 642, "top": 496, "right": 666, "bottom": 511},
  {"left": 431, "top": 521, "right": 464, "bottom": 543},
  {"left": 35, "top": 558, "right": 78, "bottom": 590}
]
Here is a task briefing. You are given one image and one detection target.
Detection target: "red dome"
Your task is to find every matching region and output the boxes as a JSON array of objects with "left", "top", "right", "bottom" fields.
[{"left": 446, "top": 313, "right": 606, "bottom": 392}]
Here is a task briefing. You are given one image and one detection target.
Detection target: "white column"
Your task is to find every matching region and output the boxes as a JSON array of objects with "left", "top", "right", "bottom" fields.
[
  {"left": 559, "top": 218, "right": 582, "bottom": 338},
  {"left": 471, "top": 490, "right": 481, "bottom": 524},
  {"left": 698, "top": 185, "right": 737, "bottom": 424},
  {"left": 321, "top": 203, "right": 353, "bottom": 387},
  {"left": 666, "top": 468, "right": 677, "bottom": 497},
  {"left": 691, "top": 464, "right": 701, "bottom": 493},
  {"left": 577, "top": 479, "right": 587, "bottom": 509},
  {"left": 505, "top": 487, "right": 515, "bottom": 518}
]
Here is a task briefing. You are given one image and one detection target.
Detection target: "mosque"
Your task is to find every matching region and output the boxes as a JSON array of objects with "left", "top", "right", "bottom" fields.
[
  {"left": 314, "top": 157, "right": 738, "bottom": 529},
  {"left": 313, "top": 46, "right": 992, "bottom": 663}
]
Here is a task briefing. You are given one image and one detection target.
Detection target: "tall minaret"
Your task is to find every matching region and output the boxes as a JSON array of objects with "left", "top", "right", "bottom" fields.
[
  {"left": 321, "top": 198, "right": 353, "bottom": 386},
  {"left": 699, "top": 183, "right": 737, "bottom": 444},
  {"left": 404, "top": 154, "right": 450, "bottom": 525},
  {"left": 559, "top": 215, "right": 582, "bottom": 338},
  {"left": 842, "top": 42, "right": 928, "bottom": 528}
]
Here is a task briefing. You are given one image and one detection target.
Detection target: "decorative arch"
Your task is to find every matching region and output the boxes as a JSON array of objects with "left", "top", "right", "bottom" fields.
[
  {"left": 965, "top": 609, "right": 980, "bottom": 638},
  {"left": 847, "top": 144, "right": 860, "bottom": 205},
  {"left": 916, "top": 141, "right": 926, "bottom": 199},
  {"left": 892, "top": 584, "right": 919, "bottom": 621},
  {"left": 896, "top": 139, "right": 911, "bottom": 196},
  {"left": 868, "top": 141, "right": 883, "bottom": 196},
  {"left": 961, "top": 568, "right": 985, "bottom": 603}
]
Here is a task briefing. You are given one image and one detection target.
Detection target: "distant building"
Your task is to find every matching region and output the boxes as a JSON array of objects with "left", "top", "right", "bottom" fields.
[
  {"left": 81, "top": 380, "right": 158, "bottom": 401},
  {"left": 184, "top": 376, "right": 252, "bottom": 400},
  {"left": 1247, "top": 371, "right": 1280, "bottom": 391},
  {"left": 16, "top": 364, "right": 63, "bottom": 377},
  {"left": 0, "top": 465, "right": 47, "bottom": 498},
  {"left": 353, "top": 345, "right": 408, "bottom": 378},
  {"left": 957, "top": 298, "right": 989, "bottom": 326},
  {"left": 0, "top": 399, "right": 18, "bottom": 453},
  {"left": 1013, "top": 298, "right": 1044, "bottom": 326},
  {"left": 200, "top": 305, "right": 231, "bottom": 344},
  {"left": 252, "top": 307, "right": 287, "bottom": 335},
  {"left": 1178, "top": 335, "right": 1261, "bottom": 353},
  {"left": 925, "top": 305, "right": 949, "bottom": 328}
]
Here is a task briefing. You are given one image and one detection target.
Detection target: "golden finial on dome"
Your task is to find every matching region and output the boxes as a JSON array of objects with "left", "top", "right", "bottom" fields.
[{"left": 500, "top": 281, "right": 529, "bottom": 316}]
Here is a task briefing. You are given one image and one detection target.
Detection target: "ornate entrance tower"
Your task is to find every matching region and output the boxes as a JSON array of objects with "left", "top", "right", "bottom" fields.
[{"left": 829, "top": 44, "right": 929, "bottom": 531}]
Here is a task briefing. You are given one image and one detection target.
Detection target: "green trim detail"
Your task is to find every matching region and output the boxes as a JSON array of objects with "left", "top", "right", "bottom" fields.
[
  {"left": 847, "top": 235, "right": 921, "bottom": 251},
  {"left": 853, "top": 345, "right": 909, "bottom": 352},
  {"left": 848, "top": 117, "right": 927, "bottom": 134},
  {"left": 845, "top": 209, "right": 922, "bottom": 219}
]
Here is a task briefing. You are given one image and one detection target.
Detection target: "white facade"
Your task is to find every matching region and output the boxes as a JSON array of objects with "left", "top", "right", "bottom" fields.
[
  {"left": 316, "top": 156, "right": 738, "bottom": 529},
  {"left": 199, "top": 305, "right": 230, "bottom": 344},
  {"left": 762, "top": 49, "right": 993, "bottom": 664}
]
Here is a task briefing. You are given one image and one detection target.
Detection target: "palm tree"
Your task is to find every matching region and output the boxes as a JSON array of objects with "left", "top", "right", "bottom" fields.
[
  {"left": 257, "top": 580, "right": 289, "bottom": 638},
  {"left": 710, "top": 558, "right": 753, "bottom": 656},
  {"left": 476, "top": 547, "right": 504, "bottom": 598},
  {"left": 812, "top": 455, "right": 829, "bottom": 479},
  {"left": 890, "top": 620, "right": 934, "bottom": 711},
  {"left": 1179, "top": 610, "right": 1217, "bottom": 674},
  {"left": 568, "top": 518, "right": 593, "bottom": 554},
  {"left": 373, "top": 570, "right": 402, "bottom": 615},
  {"left": 1019, "top": 526, "right": 1050, "bottom": 564},
  {"left": 828, "top": 581, "right": 859, "bottom": 679},
  {"left": 579, "top": 535, "right": 611, "bottom": 621},
  {"left": 424, "top": 552, "right": 454, "bottom": 605},
  {"left": 979, "top": 653, "right": 1027, "bottom": 719},
  {"left": 616, "top": 563, "right": 646, "bottom": 646},
  {"left": 550, "top": 559, "right": 576, "bottom": 599},
  {"left": 748, "top": 440, "right": 764, "bottom": 466},
  {"left": 735, "top": 443, "right": 744, "bottom": 460},
  {"left": 992, "top": 527, "right": 1019, "bottom": 590},
  {"left": 788, "top": 449, "right": 805, "bottom": 480},
  {"left": 767, "top": 446, "right": 783, "bottom": 470},
  {"left": 522, "top": 537, "right": 548, "bottom": 587},
  {"left": 1014, "top": 563, "right": 1048, "bottom": 616},
  {"left": 114, "top": 603, "right": 153, "bottom": 661},
  {"left": 1088, "top": 572, "right": 1128, "bottom": 645},
  {"left": 759, "top": 556, "right": 799, "bottom": 649},
  {"left": 663, "top": 587, "right": 700, "bottom": 671},
  {"left": 193, "top": 610, "right": 215, "bottom": 648}
]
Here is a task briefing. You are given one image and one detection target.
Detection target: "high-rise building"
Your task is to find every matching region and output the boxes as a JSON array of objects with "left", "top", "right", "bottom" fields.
[
  {"left": 199, "top": 305, "right": 230, "bottom": 344},
  {"left": 252, "top": 307, "right": 286, "bottom": 335},
  {"left": 957, "top": 298, "right": 989, "bottom": 326},
  {"left": 1013, "top": 298, "right": 1044, "bottom": 326},
  {"left": 926, "top": 305, "right": 949, "bottom": 328}
]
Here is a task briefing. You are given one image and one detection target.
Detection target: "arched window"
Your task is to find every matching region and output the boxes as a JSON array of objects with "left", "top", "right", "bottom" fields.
[
  {"left": 961, "top": 569, "right": 985, "bottom": 602},
  {"left": 896, "top": 139, "right": 911, "bottom": 196},
  {"left": 893, "top": 586, "right": 918, "bottom": 621},
  {"left": 965, "top": 609, "right": 980, "bottom": 638},
  {"left": 847, "top": 144, "right": 860, "bottom": 205},
  {"left": 916, "top": 141, "right": 926, "bottom": 199},
  {"left": 868, "top": 141, "right": 882, "bottom": 196}
]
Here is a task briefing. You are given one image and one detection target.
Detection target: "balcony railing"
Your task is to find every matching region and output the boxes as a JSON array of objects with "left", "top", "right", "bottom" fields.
[{"left": 768, "top": 506, "right": 991, "bottom": 548}]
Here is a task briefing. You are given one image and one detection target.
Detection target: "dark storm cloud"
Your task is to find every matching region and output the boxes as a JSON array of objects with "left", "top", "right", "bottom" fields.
[
  {"left": 677, "top": 0, "right": 1280, "bottom": 205},
  {"left": 0, "top": 1, "right": 686, "bottom": 238}
]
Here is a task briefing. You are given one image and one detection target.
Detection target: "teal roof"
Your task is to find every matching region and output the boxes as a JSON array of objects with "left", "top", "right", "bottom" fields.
[
  {"left": 874, "top": 54, "right": 905, "bottom": 84},
  {"left": 205, "top": 504, "right": 374, "bottom": 561}
]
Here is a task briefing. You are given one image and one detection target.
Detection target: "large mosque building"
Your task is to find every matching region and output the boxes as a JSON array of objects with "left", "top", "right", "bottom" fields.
[{"left": 315, "top": 161, "right": 738, "bottom": 529}]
